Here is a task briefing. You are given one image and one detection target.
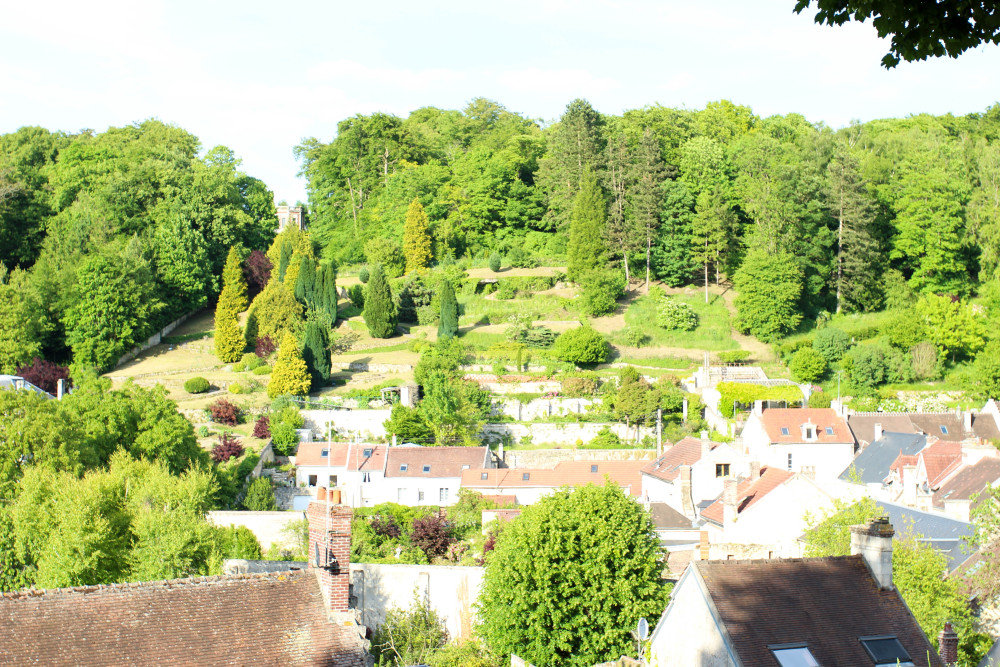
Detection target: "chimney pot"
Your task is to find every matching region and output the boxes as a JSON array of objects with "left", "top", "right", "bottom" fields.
[
  {"left": 964, "top": 411, "right": 973, "bottom": 433},
  {"left": 56, "top": 378, "right": 66, "bottom": 400},
  {"left": 939, "top": 621, "right": 958, "bottom": 665},
  {"left": 723, "top": 478, "right": 738, "bottom": 526},
  {"left": 850, "top": 517, "right": 895, "bottom": 590}
]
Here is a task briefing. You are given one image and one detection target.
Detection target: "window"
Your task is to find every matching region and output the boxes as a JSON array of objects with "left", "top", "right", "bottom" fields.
[
  {"left": 825, "top": 427, "right": 834, "bottom": 435},
  {"left": 787, "top": 453, "right": 793, "bottom": 470},
  {"left": 308, "top": 475, "right": 317, "bottom": 486},
  {"left": 363, "top": 448, "right": 373, "bottom": 457},
  {"left": 400, "top": 464, "right": 408, "bottom": 472},
  {"left": 780, "top": 427, "right": 790, "bottom": 436},
  {"left": 418, "top": 490, "right": 425, "bottom": 502},
  {"left": 940, "top": 425, "right": 949, "bottom": 435},
  {"left": 770, "top": 646, "right": 819, "bottom": 667},
  {"left": 321, "top": 449, "right": 329, "bottom": 458},
  {"left": 859, "top": 636, "right": 914, "bottom": 666},
  {"left": 522, "top": 473, "right": 530, "bottom": 481},
  {"left": 397, "top": 488, "right": 404, "bottom": 502},
  {"left": 462, "top": 464, "right": 470, "bottom": 470},
  {"left": 715, "top": 463, "right": 730, "bottom": 478},
  {"left": 591, "top": 464, "right": 598, "bottom": 473},
  {"left": 481, "top": 472, "right": 489, "bottom": 480},
  {"left": 422, "top": 465, "right": 431, "bottom": 473},
  {"left": 804, "top": 427, "right": 814, "bottom": 439},
  {"left": 328, "top": 475, "right": 337, "bottom": 487},
  {"left": 439, "top": 488, "right": 449, "bottom": 503}
]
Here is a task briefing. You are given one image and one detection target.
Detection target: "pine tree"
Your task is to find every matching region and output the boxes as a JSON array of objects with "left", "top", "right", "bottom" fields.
[
  {"left": 214, "top": 287, "right": 246, "bottom": 363},
  {"left": 566, "top": 169, "right": 608, "bottom": 282},
  {"left": 438, "top": 279, "right": 458, "bottom": 340},
  {"left": 605, "top": 133, "right": 640, "bottom": 284},
  {"left": 301, "top": 321, "right": 330, "bottom": 391},
  {"left": 403, "top": 198, "right": 433, "bottom": 273},
  {"left": 363, "top": 264, "right": 398, "bottom": 338},
  {"left": 690, "top": 186, "right": 737, "bottom": 302},
  {"left": 222, "top": 247, "right": 248, "bottom": 312},
  {"left": 268, "top": 332, "right": 311, "bottom": 397},
  {"left": 538, "top": 99, "right": 607, "bottom": 231}
]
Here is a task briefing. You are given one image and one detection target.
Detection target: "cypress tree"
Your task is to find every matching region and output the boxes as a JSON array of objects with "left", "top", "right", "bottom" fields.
[
  {"left": 294, "top": 256, "right": 316, "bottom": 306},
  {"left": 403, "top": 198, "right": 433, "bottom": 273},
  {"left": 567, "top": 168, "right": 608, "bottom": 282},
  {"left": 214, "top": 287, "right": 246, "bottom": 363},
  {"left": 363, "top": 264, "right": 398, "bottom": 338},
  {"left": 276, "top": 239, "right": 293, "bottom": 283},
  {"left": 438, "top": 279, "right": 458, "bottom": 340},
  {"left": 222, "top": 247, "right": 248, "bottom": 312},
  {"left": 301, "top": 320, "right": 330, "bottom": 391},
  {"left": 268, "top": 332, "right": 311, "bottom": 398},
  {"left": 320, "top": 263, "right": 338, "bottom": 321}
]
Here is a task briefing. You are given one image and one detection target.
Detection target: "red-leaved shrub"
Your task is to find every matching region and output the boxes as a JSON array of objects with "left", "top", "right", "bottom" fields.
[
  {"left": 209, "top": 398, "right": 241, "bottom": 425},
  {"left": 370, "top": 514, "right": 402, "bottom": 539},
  {"left": 255, "top": 335, "right": 276, "bottom": 359},
  {"left": 252, "top": 414, "right": 271, "bottom": 439},
  {"left": 211, "top": 432, "right": 244, "bottom": 463},
  {"left": 410, "top": 515, "right": 454, "bottom": 559},
  {"left": 244, "top": 250, "right": 272, "bottom": 295},
  {"left": 15, "top": 357, "right": 71, "bottom": 395}
]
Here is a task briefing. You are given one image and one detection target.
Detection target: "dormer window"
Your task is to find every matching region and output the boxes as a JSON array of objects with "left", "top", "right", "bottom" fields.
[
  {"left": 770, "top": 645, "right": 819, "bottom": 667},
  {"left": 800, "top": 423, "right": 816, "bottom": 441},
  {"left": 859, "top": 636, "right": 914, "bottom": 666},
  {"left": 363, "top": 448, "right": 373, "bottom": 457}
]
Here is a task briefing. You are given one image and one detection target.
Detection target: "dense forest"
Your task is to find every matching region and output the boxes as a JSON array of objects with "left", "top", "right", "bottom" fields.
[
  {"left": 298, "top": 97, "right": 1000, "bottom": 324},
  {"left": 0, "top": 120, "right": 276, "bottom": 375}
]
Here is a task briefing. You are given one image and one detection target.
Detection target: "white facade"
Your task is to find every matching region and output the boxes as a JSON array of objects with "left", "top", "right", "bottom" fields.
[
  {"left": 641, "top": 443, "right": 750, "bottom": 514},
  {"left": 741, "top": 413, "right": 854, "bottom": 482},
  {"left": 649, "top": 566, "right": 737, "bottom": 667}
]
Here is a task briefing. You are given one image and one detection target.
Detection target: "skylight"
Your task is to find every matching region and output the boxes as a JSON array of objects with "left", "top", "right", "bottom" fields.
[
  {"left": 522, "top": 472, "right": 530, "bottom": 481},
  {"left": 859, "top": 636, "right": 914, "bottom": 666},
  {"left": 825, "top": 427, "right": 834, "bottom": 435},
  {"left": 591, "top": 464, "right": 598, "bottom": 473},
  {"left": 780, "top": 427, "right": 790, "bottom": 436},
  {"left": 363, "top": 448, "right": 373, "bottom": 457},
  {"left": 321, "top": 449, "right": 329, "bottom": 457},
  {"left": 770, "top": 646, "right": 819, "bottom": 667},
  {"left": 422, "top": 464, "right": 431, "bottom": 473},
  {"left": 480, "top": 472, "right": 488, "bottom": 480},
  {"left": 400, "top": 464, "right": 408, "bottom": 471},
  {"left": 940, "top": 425, "right": 949, "bottom": 435}
]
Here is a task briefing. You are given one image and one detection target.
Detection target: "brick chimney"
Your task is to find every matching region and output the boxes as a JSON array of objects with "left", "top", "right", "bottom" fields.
[
  {"left": 963, "top": 411, "right": 973, "bottom": 435},
  {"left": 874, "top": 422, "right": 883, "bottom": 442},
  {"left": 700, "top": 431, "right": 712, "bottom": 459},
  {"left": 679, "top": 465, "right": 695, "bottom": 519},
  {"left": 938, "top": 622, "right": 958, "bottom": 666},
  {"left": 749, "top": 461, "right": 761, "bottom": 481},
  {"left": 850, "top": 517, "right": 894, "bottom": 590},
  {"left": 307, "top": 487, "right": 353, "bottom": 613},
  {"left": 723, "top": 478, "right": 738, "bottom": 526}
]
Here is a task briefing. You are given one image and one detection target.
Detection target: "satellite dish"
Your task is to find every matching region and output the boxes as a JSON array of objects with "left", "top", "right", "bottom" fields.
[{"left": 637, "top": 617, "right": 649, "bottom": 641}]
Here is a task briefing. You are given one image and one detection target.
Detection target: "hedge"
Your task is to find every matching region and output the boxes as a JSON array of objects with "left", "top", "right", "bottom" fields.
[{"left": 717, "top": 382, "right": 804, "bottom": 418}]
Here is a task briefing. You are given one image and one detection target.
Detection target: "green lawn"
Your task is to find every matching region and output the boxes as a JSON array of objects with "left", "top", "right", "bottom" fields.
[
  {"left": 458, "top": 293, "right": 580, "bottom": 325},
  {"left": 617, "top": 292, "right": 737, "bottom": 351}
]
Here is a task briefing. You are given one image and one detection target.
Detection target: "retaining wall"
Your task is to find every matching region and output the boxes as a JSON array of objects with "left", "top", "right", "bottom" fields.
[
  {"left": 482, "top": 422, "right": 655, "bottom": 446},
  {"left": 207, "top": 510, "right": 305, "bottom": 551},
  {"left": 114, "top": 311, "right": 198, "bottom": 368},
  {"left": 503, "top": 448, "right": 656, "bottom": 468},
  {"left": 301, "top": 408, "right": 393, "bottom": 440},
  {"left": 494, "top": 397, "right": 600, "bottom": 421}
]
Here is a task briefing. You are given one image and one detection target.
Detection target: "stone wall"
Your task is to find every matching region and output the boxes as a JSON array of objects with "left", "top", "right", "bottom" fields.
[
  {"left": 301, "top": 408, "right": 393, "bottom": 440},
  {"left": 114, "top": 311, "right": 197, "bottom": 368},
  {"left": 207, "top": 510, "right": 306, "bottom": 551},
  {"left": 330, "top": 361, "right": 413, "bottom": 374},
  {"left": 350, "top": 562, "right": 484, "bottom": 640},
  {"left": 482, "top": 422, "right": 655, "bottom": 446},
  {"left": 503, "top": 448, "right": 656, "bottom": 469},
  {"left": 494, "top": 397, "right": 601, "bottom": 421}
]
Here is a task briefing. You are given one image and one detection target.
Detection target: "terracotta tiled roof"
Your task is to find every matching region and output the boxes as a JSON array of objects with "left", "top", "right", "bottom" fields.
[
  {"left": 760, "top": 408, "right": 853, "bottom": 444},
  {"left": 640, "top": 437, "right": 718, "bottom": 482},
  {"left": 889, "top": 453, "right": 920, "bottom": 473},
  {"left": 700, "top": 467, "right": 794, "bottom": 525},
  {"left": 296, "top": 442, "right": 387, "bottom": 471},
  {"left": 919, "top": 440, "right": 963, "bottom": 488},
  {"left": 933, "top": 458, "right": 1000, "bottom": 508},
  {"left": 694, "top": 556, "right": 943, "bottom": 666},
  {"left": 480, "top": 494, "right": 517, "bottom": 506},
  {"left": 0, "top": 569, "right": 367, "bottom": 666},
  {"left": 461, "top": 460, "right": 649, "bottom": 496},
  {"left": 384, "top": 446, "right": 489, "bottom": 478}
]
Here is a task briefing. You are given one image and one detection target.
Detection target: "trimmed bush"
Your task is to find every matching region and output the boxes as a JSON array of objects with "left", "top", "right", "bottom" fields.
[
  {"left": 507, "top": 246, "right": 539, "bottom": 268},
  {"left": 268, "top": 332, "right": 312, "bottom": 398},
  {"left": 252, "top": 364, "right": 272, "bottom": 375},
  {"left": 348, "top": 284, "right": 365, "bottom": 310},
  {"left": 789, "top": 348, "right": 828, "bottom": 383},
  {"left": 716, "top": 350, "right": 751, "bottom": 364},
  {"left": 656, "top": 297, "right": 698, "bottom": 331},
  {"left": 229, "top": 383, "right": 246, "bottom": 394},
  {"left": 363, "top": 264, "right": 398, "bottom": 338},
  {"left": 552, "top": 327, "right": 610, "bottom": 365},
  {"left": 211, "top": 432, "right": 244, "bottom": 463},
  {"left": 253, "top": 415, "right": 271, "bottom": 439},
  {"left": 242, "top": 477, "right": 276, "bottom": 511},
  {"left": 184, "top": 377, "right": 211, "bottom": 394},
  {"left": 718, "top": 382, "right": 803, "bottom": 418},
  {"left": 488, "top": 252, "right": 502, "bottom": 272},
  {"left": 359, "top": 266, "right": 370, "bottom": 283},
  {"left": 578, "top": 269, "right": 624, "bottom": 317},
  {"left": 622, "top": 328, "right": 645, "bottom": 348}
]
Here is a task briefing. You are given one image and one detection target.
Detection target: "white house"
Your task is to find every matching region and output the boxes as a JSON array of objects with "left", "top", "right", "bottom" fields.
[
  {"left": 293, "top": 442, "right": 388, "bottom": 507},
  {"left": 640, "top": 434, "right": 750, "bottom": 518},
  {"left": 460, "top": 460, "right": 648, "bottom": 505},
  {"left": 740, "top": 406, "right": 855, "bottom": 482}
]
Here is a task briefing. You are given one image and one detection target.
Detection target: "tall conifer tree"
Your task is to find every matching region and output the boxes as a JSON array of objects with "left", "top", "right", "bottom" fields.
[
  {"left": 268, "top": 332, "right": 311, "bottom": 398},
  {"left": 438, "top": 279, "right": 458, "bottom": 340},
  {"left": 566, "top": 169, "right": 608, "bottom": 282},
  {"left": 629, "top": 129, "right": 667, "bottom": 292},
  {"left": 363, "top": 264, "right": 397, "bottom": 338},
  {"left": 301, "top": 320, "right": 330, "bottom": 391},
  {"left": 222, "top": 247, "right": 248, "bottom": 312},
  {"left": 403, "top": 198, "right": 433, "bottom": 273}
]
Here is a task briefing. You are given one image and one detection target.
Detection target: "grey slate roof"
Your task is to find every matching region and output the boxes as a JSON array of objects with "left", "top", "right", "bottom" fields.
[
  {"left": 838, "top": 432, "right": 928, "bottom": 484},
  {"left": 877, "top": 502, "right": 975, "bottom": 572},
  {"left": 0, "top": 374, "right": 52, "bottom": 398}
]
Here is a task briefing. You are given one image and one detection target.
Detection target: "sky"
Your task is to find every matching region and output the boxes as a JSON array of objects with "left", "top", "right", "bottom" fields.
[{"left": 2, "top": 0, "right": 999, "bottom": 203}]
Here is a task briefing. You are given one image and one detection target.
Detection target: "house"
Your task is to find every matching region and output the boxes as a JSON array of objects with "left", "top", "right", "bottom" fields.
[
  {"left": 0, "top": 495, "right": 368, "bottom": 666},
  {"left": 294, "top": 442, "right": 388, "bottom": 507},
  {"left": 839, "top": 431, "right": 928, "bottom": 498},
  {"left": 276, "top": 204, "right": 304, "bottom": 231},
  {"left": 933, "top": 458, "right": 1000, "bottom": 521},
  {"left": 698, "top": 465, "right": 841, "bottom": 559},
  {"left": 740, "top": 407, "right": 855, "bottom": 481},
  {"left": 640, "top": 433, "right": 750, "bottom": 518},
  {"left": 887, "top": 439, "right": 964, "bottom": 509},
  {"left": 460, "top": 461, "right": 647, "bottom": 505},
  {"left": 848, "top": 407, "right": 1000, "bottom": 448},
  {"left": 0, "top": 374, "right": 55, "bottom": 398},
  {"left": 647, "top": 502, "right": 700, "bottom": 576},
  {"left": 649, "top": 518, "right": 951, "bottom": 666}
]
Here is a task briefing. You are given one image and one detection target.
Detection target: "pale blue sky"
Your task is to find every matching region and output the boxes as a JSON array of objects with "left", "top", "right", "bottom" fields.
[{"left": 2, "top": 0, "right": 999, "bottom": 203}]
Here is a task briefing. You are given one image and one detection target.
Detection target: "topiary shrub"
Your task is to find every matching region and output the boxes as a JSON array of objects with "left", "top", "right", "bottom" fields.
[
  {"left": 211, "top": 432, "right": 244, "bottom": 463},
  {"left": 656, "top": 297, "right": 698, "bottom": 331},
  {"left": 210, "top": 398, "right": 241, "bottom": 425},
  {"left": 184, "top": 377, "right": 211, "bottom": 394},
  {"left": 348, "top": 284, "right": 365, "bottom": 310},
  {"left": 359, "top": 265, "right": 370, "bottom": 284},
  {"left": 252, "top": 364, "right": 272, "bottom": 375},
  {"left": 789, "top": 348, "right": 828, "bottom": 383},
  {"left": 488, "top": 252, "right": 502, "bottom": 273},
  {"left": 813, "top": 327, "right": 851, "bottom": 363},
  {"left": 552, "top": 327, "right": 610, "bottom": 365}
]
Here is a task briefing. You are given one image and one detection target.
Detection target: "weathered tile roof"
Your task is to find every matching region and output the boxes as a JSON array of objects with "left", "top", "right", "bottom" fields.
[
  {"left": 384, "top": 446, "right": 489, "bottom": 478},
  {"left": 760, "top": 408, "right": 853, "bottom": 444},
  {"left": 639, "top": 437, "right": 717, "bottom": 482},
  {"left": 695, "top": 556, "right": 943, "bottom": 666},
  {"left": 0, "top": 568, "right": 367, "bottom": 666},
  {"left": 839, "top": 431, "right": 927, "bottom": 484},
  {"left": 461, "top": 460, "right": 648, "bottom": 496},
  {"left": 849, "top": 412, "right": 1000, "bottom": 444},
  {"left": 649, "top": 502, "right": 693, "bottom": 530},
  {"left": 700, "top": 467, "right": 794, "bottom": 525},
  {"left": 919, "top": 440, "right": 964, "bottom": 487},
  {"left": 295, "top": 442, "right": 387, "bottom": 471},
  {"left": 933, "top": 458, "right": 1000, "bottom": 508}
]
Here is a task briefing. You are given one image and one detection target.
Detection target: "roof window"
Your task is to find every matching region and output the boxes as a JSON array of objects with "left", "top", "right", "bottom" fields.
[
  {"left": 363, "top": 447, "right": 373, "bottom": 457},
  {"left": 422, "top": 464, "right": 431, "bottom": 473},
  {"left": 462, "top": 464, "right": 470, "bottom": 470},
  {"left": 859, "top": 636, "right": 914, "bottom": 666},
  {"left": 940, "top": 425, "right": 949, "bottom": 435},
  {"left": 522, "top": 473, "right": 530, "bottom": 481},
  {"left": 780, "top": 427, "right": 790, "bottom": 436},
  {"left": 591, "top": 464, "right": 598, "bottom": 473},
  {"left": 321, "top": 449, "right": 329, "bottom": 458},
  {"left": 400, "top": 464, "right": 408, "bottom": 471},
  {"left": 770, "top": 646, "right": 819, "bottom": 667},
  {"left": 825, "top": 427, "right": 834, "bottom": 435},
  {"left": 481, "top": 472, "right": 488, "bottom": 480}
]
